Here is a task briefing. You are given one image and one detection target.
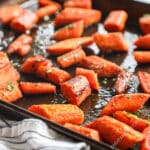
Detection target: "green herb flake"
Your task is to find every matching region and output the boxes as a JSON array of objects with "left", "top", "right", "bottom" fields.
[
  {"left": 134, "top": 110, "right": 142, "bottom": 117},
  {"left": 64, "top": 24, "right": 75, "bottom": 29},
  {"left": 112, "top": 78, "right": 116, "bottom": 81},
  {"left": 125, "top": 95, "right": 131, "bottom": 99},
  {"left": 46, "top": 68, "right": 52, "bottom": 74},
  {"left": 7, "top": 83, "right": 14, "bottom": 91},
  {"left": 102, "top": 80, "right": 107, "bottom": 84}
]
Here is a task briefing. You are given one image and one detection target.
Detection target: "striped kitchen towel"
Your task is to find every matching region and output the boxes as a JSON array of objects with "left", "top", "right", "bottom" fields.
[{"left": 0, "top": 118, "right": 90, "bottom": 150}]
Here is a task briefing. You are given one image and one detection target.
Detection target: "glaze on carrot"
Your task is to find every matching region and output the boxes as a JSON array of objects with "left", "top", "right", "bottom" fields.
[
  {"left": 104, "top": 10, "right": 128, "bottom": 32},
  {"left": 100, "top": 93, "right": 150, "bottom": 116},
  {"left": 54, "top": 8, "right": 101, "bottom": 27},
  {"left": 28, "top": 104, "right": 84, "bottom": 125},
  {"left": 93, "top": 32, "right": 128, "bottom": 52},
  {"left": 114, "top": 70, "right": 132, "bottom": 94},
  {"left": 46, "top": 37, "right": 93, "bottom": 55},
  {"left": 38, "top": 0, "right": 61, "bottom": 9},
  {"left": 19, "top": 82, "right": 56, "bottom": 94},
  {"left": 57, "top": 48, "right": 86, "bottom": 68},
  {"left": 64, "top": 123, "right": 100, "bottom": 141},
  {"left": 113, "top": 111, "right": 150, "bottom": 132},
  {"left": 61, "top": 75, "right": 91, "bottom": 105},
  {"left": 52, "top": 20, "right": 84, "bottom": 41},
  {"left": 134, "top": 51, "right": 150, "bottom": 63},
  {"left": 86, "top": 116, "right": 144, "bottom": 149},
  {"left": 75, "top": 67, "right": 100, "bottom": 91},
  {"left": 80, "top": 55, "right": 121, "bottom": 77}
]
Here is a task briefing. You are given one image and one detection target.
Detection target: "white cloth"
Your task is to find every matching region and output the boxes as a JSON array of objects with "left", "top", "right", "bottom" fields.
[{"left": 0, "top": 118, "right": 90, "bottom": 150}]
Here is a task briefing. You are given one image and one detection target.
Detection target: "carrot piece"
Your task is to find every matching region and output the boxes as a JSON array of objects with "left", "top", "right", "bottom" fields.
[
  {"left": 86, "top": 116, "right": 144, "bottom": 149},
  {"left": 54, "top": 8, "right": 101, "bottom": 27},
  {"left": 0, "top": 5, "right": 23, "bottom": 25},
  {"left": 134, "top": 51, "right": 150, "bottom": 63},
  {"left": 46, "top": 36, "right": 93, "bottom": 55},
  {"left": 52, "top": 20, "right": 84, "bottom": 41},
  {"left": 64, "top": 123, "right": 100, "bottom": 141},
  {"left": 114, "top": 70, "right": 132, "bottom": 94},
  {"left": 21, "top": 55, "right": 52, "bottom": 74},
  {"left": 104, "top": 10, "right": 128, "bottom": 32},
  {"left": 57, "top": 48, "right": 86, "bottom": 68},
  {"left": 38, "top": 0, "right": 61, "bottom": 9},
  {"left": 139, "top": 14, "right": 150, "bottom": 35},
  {"left": 0, "top": 81, "right": 22, "bottom": 103},
  {"left": 113, "top": 111, "right": 150, "bottom": 132},
  {"left": 36, "top": 66, "right": 71, "bottom": 85},
  {"left": 0, "top": 52, "right": 10, "bottom": 69},
  {"left": 8, "top": 34, "right": 32, "bottom": 54},
  {"left": 141, "top": 126, "right": 150, "bottom": 150},
  {"left": 134, "top": 34, "right": 150, "bottom": 49},
  {"left": 75, "top": 67, "right": 100, "bottom": 91},
  {"left": 64, "top": 0, "right": 92, "bottom": 9},
  {"left": 19, "top": 82, "right": 56, "bottom": 94},
  {"left": 138, "top": 71, "right": 150, "bottom": 94},
  {"left": 17, "top": 45, "right": 31, "bottom": 56},
  {"left": 28, "top": 104, "right": 84, "bottom": 125},
  {"left": 10, "top": 9, "right": 38, "bottom": 32},
  {"left": 100, "top": 93, "right": 150, "bottom": 116},
  {"left": 36, "top": 4, "right": 60, "bottom": 20},
  {"left": 80, "top": 55, "right": 121, "bottom": 77},
  {"left": 93, "top": 32, "right": 128, "bottom": 52},
  {"left": 61, "top": 75, "right": 91, "bottom": 105}
]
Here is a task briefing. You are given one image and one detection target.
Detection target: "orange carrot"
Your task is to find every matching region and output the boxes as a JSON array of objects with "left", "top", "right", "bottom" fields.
[
  {"left": 36, "top": 4, "right": 60, "bottom": 19},
  {"left": 75, "top": 67, "right": 100, "bottom": 91},
  {"left": 93, "top": 32, "right": 128, "bottom": 52},
  {"left": 52, "top": 20, "right": 84, "bottom": 41},
  {"left": 138, "top": 71, "right": 150, "bottom": 94},
  {"left": 38, "top": 0, "right": 61, "bottom": 9},
  {"left": 139, "top": 14, "right": 150, "bottom": 35},
  {"left": 64, "top": 0, "right": 92, "bottom": 9},
  {"left": 57, "top": 48, "right": 86, "bottom": 68},
  {"left": 104, "top": 10, "right": 128, "bottom": 32},
  {"left": 86, "top": 116, "right": 144, "bottom": 149},
  {"left": 64, "top": 123, "right": 100, "bottom": 141},
  {"left": 100, "top": 93, "right": 150, "bottom": 116},
  {"left": 28, "top": 104, "right": 84, "bottom": 125},
  {"left": 19, "top": 82, "right": 56, "bottom": 94},
  {"left": 46, "top": 36, "right": 93, "bottom": 55},
  {"left": 140, "top": 126, "right": 150, "bottom": 150},
  {"left": 10, "top": 9, "right": 38, "bottom": 32},
  {"left": 134, "top": 51, "right": 150, "bottom": 63},
  {"left": 80, "top": 55, "right": 121, "bottom": 77},
  {"left": 0, "top": 5, "right": 23, "bottom": 25},
  {"left": 114, "top": 70, "right": 132, "bottom": 94},
  {"left": 61, "top": 75, "right": 91, "bottom": 105},
  {"left": 113, "top": 111, "right": 150, "bottom": 132},
  {"left": 134, "top": 34, "right": 150, "bottom": 49},
  {"left": 0, "top": 52, "right": 10, "bottom": 69},
  {"left": 54, "top": 8, "right": 101, "bottom": 27},
  {"left": 17, "top": 45, "right": 31, "bottom": 56}
]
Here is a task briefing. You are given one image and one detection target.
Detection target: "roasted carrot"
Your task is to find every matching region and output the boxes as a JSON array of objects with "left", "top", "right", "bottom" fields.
[
  {"left": 80, "top": 55, "right": 121, "bottom": 77},
  {"left": 113, "top": 111, "right": 150, "bottom": 132},
  {"left": 100, "top": 93, "right": 150, "bottom": 116},
  {"left": 138, "top": 71, "right": 150, "bottom": 94},
  {"left": 64, "top": 123, "right": 100, "bottom": 141},
  {"left": 10, "top": 9, "right": 38, "bottom": 32},
  {"left": 64, "top": 0, "right": 92, "bottom": 9},
  {"left": 61, "top": 75, "right": 91, "bottom": 105},
  {"left": 52, "top": 20, "right": 84, "bottom": 41},
  {"left": 57, "top": 48, "right": 86, "bottom": 68},
  {"left": 114, "top": 70, "right": 132, "bottom": 94},
  {"left": 21, "top": 55, "right": 52, "bottom": 74},
  {"left": 0, "top": 5, "right": 23, "bottom": 25},
  {"left": 17, "top": 45, "right": 31, "bottom": 56},
  {"left": 141, "top": 126, "right": 150, "bottom": 150},
  {"left": 0, "top": 52, "right": 10, "bottom": 69},
  {"left": 75, "top": 67, "right": 100, "bottom": 91},
  {"left": 134, "top": 34, "right": 150, "bottom": 49},
  {"left": 46, "top": 36, "right": 93, "bottom": 55},
  {"left": 36, "top": 66, "right": 71, "bottom": 85},
  {"left": 134, "top": 51, "right": 150, "bottom": 63},
  {"left": 93, "top": 32, "right": 128, "bottom": 52},
  {"left": 86, "top": 116, "right": 144, "bottom": 149},
  {"left": 104, "top": 10, "right": 128, "bottom": 32},
  {"left": 19, "top": 82, "right": 56, "bottom": 94},
  {"left": 36, "top": 4, "right": 60, "bottom": 20},
  {"left": 28, "top": 104, "right": 84, "bottom": 125},
  {"left": 54, "top": 8, "right": 101, "bottom": 27},
  {"left": 139, "top": 14, "right": 150, "bottom": 35},
  {"left": 38, "top": 0, "right": 61, "bottom": 9}
]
